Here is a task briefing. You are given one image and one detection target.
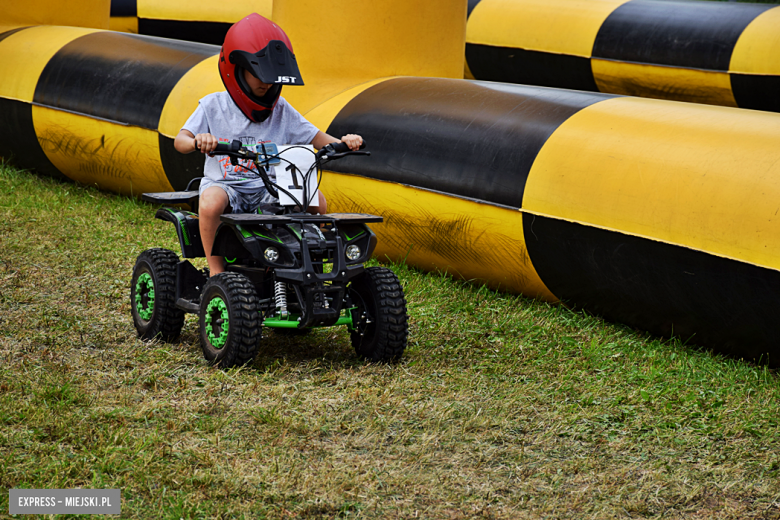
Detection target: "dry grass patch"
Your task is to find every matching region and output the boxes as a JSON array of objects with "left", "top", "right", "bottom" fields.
[{"left": 1, "top": 163, "right": 779, "bottom": 519}]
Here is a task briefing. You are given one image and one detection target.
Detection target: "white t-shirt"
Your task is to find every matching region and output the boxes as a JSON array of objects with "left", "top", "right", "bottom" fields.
[{"left": 182, "top": 91, "right": 320, "bottom": 182}]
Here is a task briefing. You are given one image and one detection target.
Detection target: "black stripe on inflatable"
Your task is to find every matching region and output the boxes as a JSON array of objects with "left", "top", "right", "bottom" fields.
[
  {"left": 110, "top": 0, "right": 136, "bottom": 17},
  {"left": 467, "top": 0, "right": 483, "bottom": 18},
  {"left": 158, "top": 134, "right": 204, "bottom": 191},
  {"left": 33, "top": 33, "right": 217, "bottom": 130},
  {"left": 0, "top": 98, "right": 67, "bottom": 180},
  {"left": 326, "top": 78, "right": 611, "bottom": 208},
  {"left": 523, "top": 214, "right": 780, "bottom": 365},
  {"left": 138, "top": 19, "right": 232, "bottom": 46},
  {"left": 592, "top": 0, "right": 773, "bottom": 71},
  {"left": 731, "top": 74, "right": 780, "bottom": 114},
  {"left": 0, "top": 26, "right": 32, "bottom": 44},
  {"left": 466, "top": 44, "right": 599, "bottom": 92}
]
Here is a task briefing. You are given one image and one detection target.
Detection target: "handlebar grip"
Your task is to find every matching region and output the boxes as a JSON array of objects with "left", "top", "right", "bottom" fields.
[
  {"left": 330, "top": 142, "right": 350, "bottom": 154},
  {"left": 214, "top": 139, "right": 242, "bottom": 153},
  {"left": 330, "top": 140, "right": 367, "bottom": 153}
]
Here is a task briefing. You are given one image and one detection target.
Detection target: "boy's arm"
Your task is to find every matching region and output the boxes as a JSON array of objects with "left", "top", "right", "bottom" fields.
[
  {"left": 311, "top": 131, "right": 363, "bottom": 151},
  {"left": 174, "top": 129, "right": 219, "bottom": 154}
]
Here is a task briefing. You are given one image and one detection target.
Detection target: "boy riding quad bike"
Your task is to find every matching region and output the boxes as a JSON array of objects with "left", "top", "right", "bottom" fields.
[{"left": 130, "top": 141, "right": 409, "bottom": 367}]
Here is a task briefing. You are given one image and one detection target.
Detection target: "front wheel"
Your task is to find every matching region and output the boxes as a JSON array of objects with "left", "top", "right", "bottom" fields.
[
  {"left": 130, "top": 248, "right": 185, "bottom": 341},
  {"left": 199, "top": 272, "right": 262, "bottom": 368},
  {"left": 349, "top": 267, "right": 408, "bottom": 362}
]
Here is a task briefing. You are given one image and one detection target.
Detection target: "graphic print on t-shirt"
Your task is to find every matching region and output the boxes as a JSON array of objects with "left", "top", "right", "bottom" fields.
[{"left": 218, "top": 135, "right": 259, "bottom": 180}]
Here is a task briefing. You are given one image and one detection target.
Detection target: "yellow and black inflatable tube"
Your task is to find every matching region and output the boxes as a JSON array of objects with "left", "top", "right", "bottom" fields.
[
  {"left": 109, "top": 0, "right": 272, "bottom": 44},
  {"left": 304, "top": 77, "right": 780, "bottom": 365},
  {"left": 466, "top": 0, "right": 780, "bottom": 112},
  {"left": 0, "top": 25, "right": 221, "bottom": 194},
  {"left": 3, "top": 25, "right": 780, "bottom": 364}
]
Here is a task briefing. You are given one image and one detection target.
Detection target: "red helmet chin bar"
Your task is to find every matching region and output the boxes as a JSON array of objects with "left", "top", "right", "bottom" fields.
[{"left": 218, "top": 13, "right": 304, "bottom": 123}]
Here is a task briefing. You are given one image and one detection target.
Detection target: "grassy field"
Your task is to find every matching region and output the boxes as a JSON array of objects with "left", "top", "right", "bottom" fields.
[{"left": 1, "top": 162, "right": 779, "bottom": 519}]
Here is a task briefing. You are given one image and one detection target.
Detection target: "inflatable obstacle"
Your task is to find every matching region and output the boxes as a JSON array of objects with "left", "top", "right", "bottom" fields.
[
  {"left": 107, "top": 0, "right": 780, "bottom": 113},
  {"left": 466, "top": 0, "right": 780, "bottom": 112},
  {"left": 2, "top": 1, "right": 779, "bottom": 365}
]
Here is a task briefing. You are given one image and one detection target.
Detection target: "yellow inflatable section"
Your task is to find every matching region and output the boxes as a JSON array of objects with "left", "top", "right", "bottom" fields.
[
  {"left": 5, "top": 0, "right": 110, "bottom": 29},
  {"left": 109, "top": 0, "right": 272, "bottom": 43}
]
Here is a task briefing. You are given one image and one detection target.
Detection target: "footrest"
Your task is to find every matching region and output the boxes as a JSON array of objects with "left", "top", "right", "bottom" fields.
[
  {"left": 220, "top": 213, "right": 383, "bottom": 225},
  {"left": 324, "top": 213, "right": 383, "bottom": 224},
  {"left": 142, "top": 191, "right": 199, "bottom": 205},
  {"left": 176, "top": 298, "right": 200, "bottom": 313},
  {"left": 221, "top": 214, "right": 294, "bottom": 225}
]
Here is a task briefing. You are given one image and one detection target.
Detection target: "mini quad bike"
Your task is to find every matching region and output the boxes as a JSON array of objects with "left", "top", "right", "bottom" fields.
[{"left": 130, "top": 141, "right": 408, "bottom": 367}]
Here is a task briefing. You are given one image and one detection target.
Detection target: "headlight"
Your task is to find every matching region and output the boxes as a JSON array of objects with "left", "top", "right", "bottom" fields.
[
  {"left": 345, "top": 244, "right": 361, "bottom": 261},
  {"left": 264, "top": 247, "right": 280, "bottom": 262}
]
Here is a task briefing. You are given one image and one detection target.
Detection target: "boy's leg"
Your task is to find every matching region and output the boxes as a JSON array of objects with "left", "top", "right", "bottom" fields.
[
  {"left": 199, "top": 186, "right": 230, "bottom": 276},
  {"left": 318, "top": 191, "right": 327, "bottom": 214}
]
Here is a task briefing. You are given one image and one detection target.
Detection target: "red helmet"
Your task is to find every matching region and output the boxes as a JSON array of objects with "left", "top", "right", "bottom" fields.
[{"left": 218, "top": 13, "right": 304, "bottom": 123}]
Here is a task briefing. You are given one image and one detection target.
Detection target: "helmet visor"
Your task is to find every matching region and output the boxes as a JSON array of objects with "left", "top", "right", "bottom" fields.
[
  {"left": 236, "top": 68, "right": 283, "bottom": 110},
  {"left": 229, "top": 40, "right": 304, "bottom": 86}
]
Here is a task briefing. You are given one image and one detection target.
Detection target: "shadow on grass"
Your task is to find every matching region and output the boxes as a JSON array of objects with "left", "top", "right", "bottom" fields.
[
  {"left": 174, "top": 314, "right": 375, "bottom": 373},
  {"left": 252, "top": 328, "right": 364, "bottom": 370}
]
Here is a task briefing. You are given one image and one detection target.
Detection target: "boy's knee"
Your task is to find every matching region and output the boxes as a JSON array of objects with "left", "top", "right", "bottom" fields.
[{"left": 199, "top": 188, "right": 228, "bottom": 216}]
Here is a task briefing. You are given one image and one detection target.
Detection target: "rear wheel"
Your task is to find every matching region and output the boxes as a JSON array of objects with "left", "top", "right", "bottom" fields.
[
  {"left": 199, "top": 272, "right": 262, "bottom": 368},
  {"left": 349, "top": 267, "right": 408, "bottom": 362},
  {"left": 130, "top": 248, "right": 184, "bottom": 341}
]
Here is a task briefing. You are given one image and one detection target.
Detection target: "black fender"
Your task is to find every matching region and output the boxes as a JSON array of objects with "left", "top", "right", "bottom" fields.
[{"left": 155, "top": 207, "right": 205, "bottom": 258}]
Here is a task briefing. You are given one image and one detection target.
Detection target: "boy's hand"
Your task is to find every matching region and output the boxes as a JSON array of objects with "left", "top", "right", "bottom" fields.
[
  {"left": 340, "top": 134, "right": 363, "bottom": 151},
  {"left": 194, "top": 133, "right": 219, "bottom": 154}
]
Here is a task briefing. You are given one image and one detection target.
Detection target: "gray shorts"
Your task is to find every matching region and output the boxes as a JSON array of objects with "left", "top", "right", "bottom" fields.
[{"left": 199, "top": 177, "right": 277, "bottom": 214}]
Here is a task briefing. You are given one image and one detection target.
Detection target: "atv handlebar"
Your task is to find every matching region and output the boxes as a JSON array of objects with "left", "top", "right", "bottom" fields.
[
  {"left": 316, "top": 140, "right": 369, "bottom": 160},
  {"left": 213, "top": 140, "right": 242, "bottom": 154},
  {"left": 208, "top": 138, "right": 368, "bottom": 210},
  {"left": 326, "top": 140, "right": 367, "bottom": 154},
  {"left": 211, "top": 139, "right": 368, "bottom": 161}
]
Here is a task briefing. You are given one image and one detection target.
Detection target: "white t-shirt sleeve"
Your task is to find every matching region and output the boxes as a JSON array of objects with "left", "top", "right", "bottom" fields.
[
  {"left": 276, "top": 99, "right": 320, "bottom": 145},
  {"left": 181, "top": 103, "right": 209, "bottom": 136}
]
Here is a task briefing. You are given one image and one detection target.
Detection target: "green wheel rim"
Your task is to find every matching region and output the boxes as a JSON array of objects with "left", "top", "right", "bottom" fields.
[
  {"left": 205, "top": 296, "right": 229, "bottom": 349},
  {"left": 134, "top": 273, "right": 155, "bottom": 321}
]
